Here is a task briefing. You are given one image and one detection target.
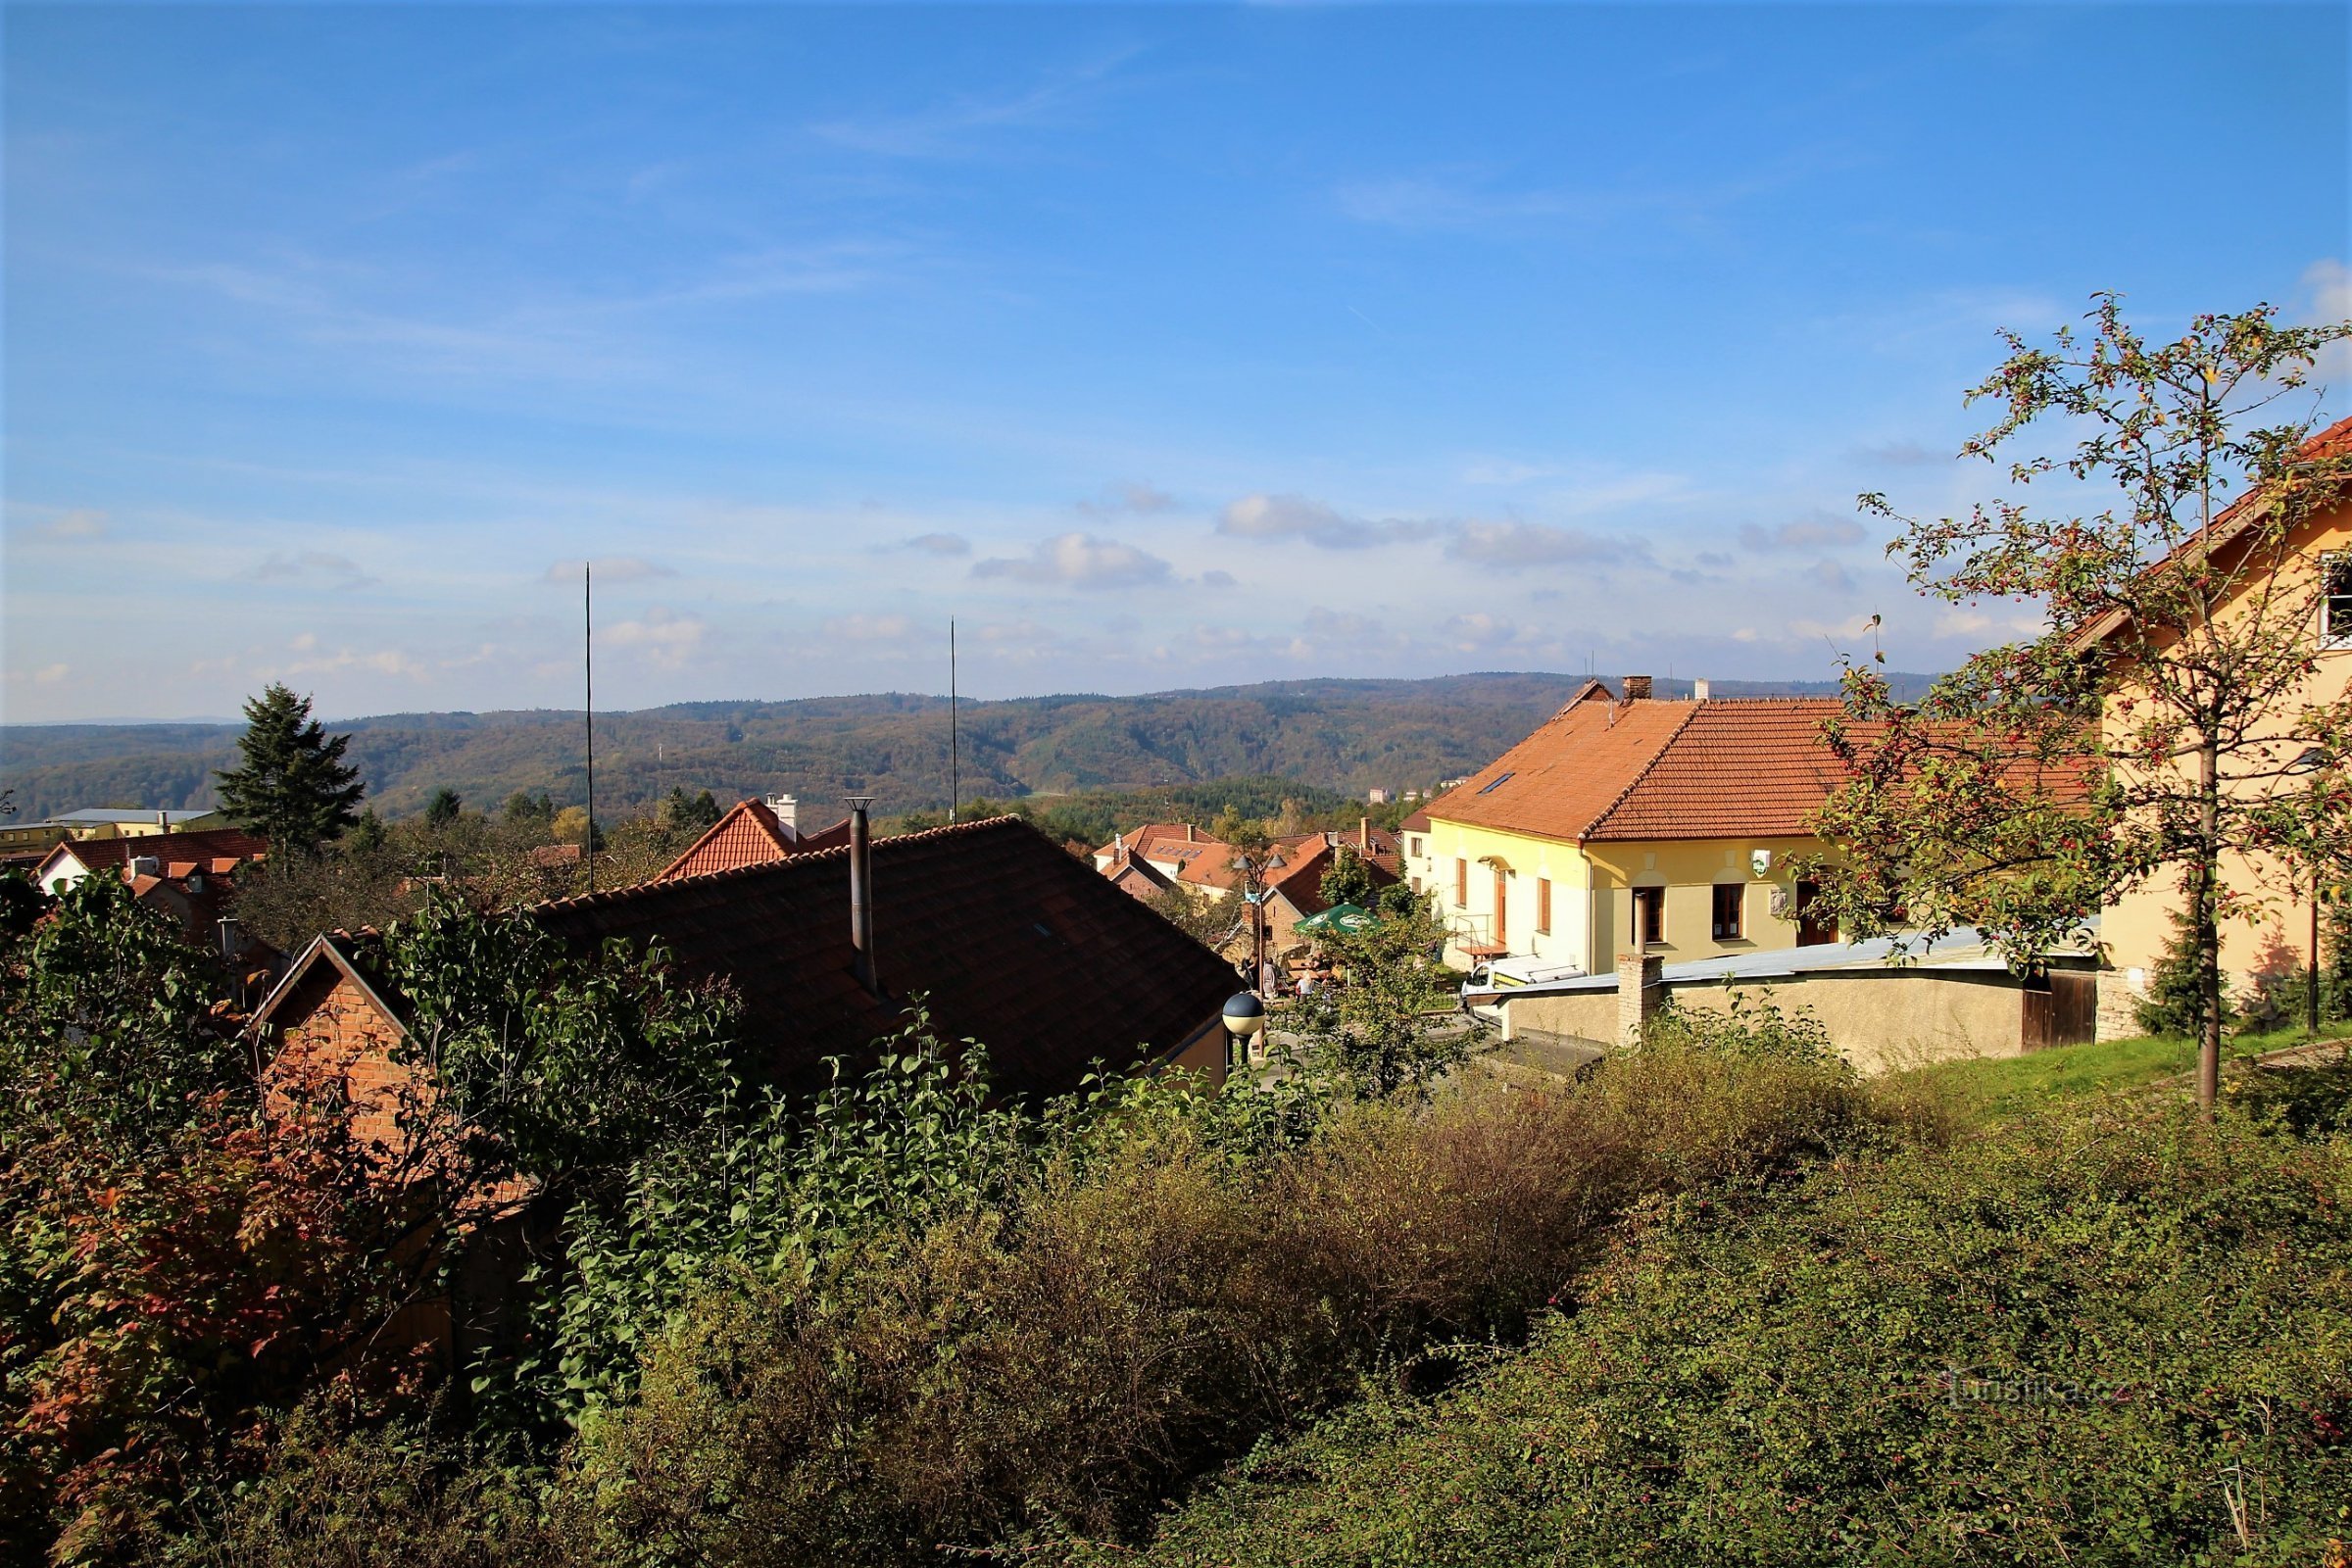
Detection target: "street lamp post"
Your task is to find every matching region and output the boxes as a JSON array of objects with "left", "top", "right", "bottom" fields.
[{"left": 1222, "top": 990, "right": 1267, "bottom": 1072}]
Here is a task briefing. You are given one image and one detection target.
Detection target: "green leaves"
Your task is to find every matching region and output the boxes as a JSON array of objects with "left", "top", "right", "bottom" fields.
[{"left": 214, "top": 683, "right": 366, "bottom": 854}]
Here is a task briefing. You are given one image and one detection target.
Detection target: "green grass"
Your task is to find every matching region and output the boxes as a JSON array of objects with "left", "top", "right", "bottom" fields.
[{"left": 1892, "top": 1019, "right": 2352, "bottom": 1124}]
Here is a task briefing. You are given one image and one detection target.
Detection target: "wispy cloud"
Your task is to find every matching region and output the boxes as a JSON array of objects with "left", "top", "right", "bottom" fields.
[
  {"left": 810, "top": 49, "right": 1139, "bottom": 159},
  {"left": 45, "top": 509, "right": 108, "bottom": 540},
  {"left": 250, "top": 550, "right": 378, "bottom": 590},
  {"left": 545, "top": 556, "right": 676, "bottom": 584},
  {"left": 1218, "top": 493, "right": 1439, "bottom": 549},
  {"left": 1077, "top": 482, "right": 1176, "bottom": 518},
  {"left": 1446, "top": 521, "right": 1646, "bottom": 566},
  {"left": 824, "top": 612, "right": 914, "bottom": 641},
  {"left": 896, "top": 532, "right": 972, "bottom": 557},
  {"left": 603, "top": 607, "right": 706, "bottom": 670},
  {"left": 1740, "top": 513, "right": 1868, "bottom": 552},
  {"left": 972, "top": 531, "right": 1174, "bottom": 590}
]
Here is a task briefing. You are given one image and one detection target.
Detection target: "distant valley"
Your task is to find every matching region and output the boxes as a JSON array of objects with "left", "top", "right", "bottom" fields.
[{"left": 0, "top": 671, "right": 1936, "bottom": 823}]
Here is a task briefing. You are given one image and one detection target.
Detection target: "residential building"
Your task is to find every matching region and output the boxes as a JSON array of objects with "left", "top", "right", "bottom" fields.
[
  {"left": 257, "top": 813, "right": 1241, "bottom": 1115},
  {"left": 1090, "top": 818, "right": 1400, "bottom": 957},
  {"left": 32, "top": 826, "right": 273, "bottom": 964},
  {"left": 0, "top": 806, "right": 227, "bottom": 858},
  {"left": 2071, "top": 414, "right": 2352, "bottom": 1001},
  {"left": 653, "top": 793, "right": 851, "bottom": 882},
  {"left": 1418, "top": 677, "right": 1858, "bottom": 976}
]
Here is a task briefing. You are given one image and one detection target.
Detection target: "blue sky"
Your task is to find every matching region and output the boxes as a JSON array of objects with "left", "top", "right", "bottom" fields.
[{"left": 4, "top": 3, "right": 2345, "bottom": 722}]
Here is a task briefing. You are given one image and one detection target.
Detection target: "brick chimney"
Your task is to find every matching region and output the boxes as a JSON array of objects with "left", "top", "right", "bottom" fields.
[
  {"left": 1617, "top": 952, "right": 1663, "bottom": 1047},
  {"left": 1623, "top": 674, "right": 1652, "bottom": 702},
  {"left": 1691, "top": 678, "right": 1710, "bottom": 701}
]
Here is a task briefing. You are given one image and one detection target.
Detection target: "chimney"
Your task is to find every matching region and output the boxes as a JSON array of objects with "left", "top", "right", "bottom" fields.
[
  {"left": 1617, "top": 951, "right": 1663, "bottom": 1047},
  {"left": 1359, "top": 816, "right": 1371, "bottom": 849},
  {"left": 157, "top": 810, "right": 169, "bottom": 831},
  {"left": 1623, "top": 674, "right": 1652, "bottom": 702},
  {"left": 1186, "top": 823, "right": 1195, "bottom": 843},
  {"left": 1691, "top": 678, "right": 1710, "bottom": 701},
  {"left": 847, "top": 796, "right": 877, "bottom": 996},
  {"left": 765, "top": 792, "right": 800, "bottom": 839}
]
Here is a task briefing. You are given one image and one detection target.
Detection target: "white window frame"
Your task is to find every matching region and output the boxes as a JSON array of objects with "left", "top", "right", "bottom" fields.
[{"left": 2325, "top": 551, "right": 2352, "bottom": 649}]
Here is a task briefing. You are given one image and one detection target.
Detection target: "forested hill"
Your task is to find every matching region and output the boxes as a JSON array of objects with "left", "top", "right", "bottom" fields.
[{"left": 0, "top": 671, "right": 1936, "bottom": 823}]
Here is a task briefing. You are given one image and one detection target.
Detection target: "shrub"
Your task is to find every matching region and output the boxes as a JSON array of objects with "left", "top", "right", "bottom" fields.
[
  {"left": 550, "top": 1040, "right": 1875, "bottom": 1565},
  {"left": 1100, "top": 1093, "right": 2352, "bottom": 1568}
]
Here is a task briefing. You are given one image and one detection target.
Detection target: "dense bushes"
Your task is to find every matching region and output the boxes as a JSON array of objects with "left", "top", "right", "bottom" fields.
[
  {"left": 535, "top": 1027, "right": 1877, "bottom": 1565},
  {"left": 1102, "top": 1085, "right": 2352, "bottom": 1567}
]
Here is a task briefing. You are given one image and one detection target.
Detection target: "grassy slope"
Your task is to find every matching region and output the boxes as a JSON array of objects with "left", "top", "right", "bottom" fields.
[
  {"left": 1079, "top": 1033, "right": 2352, "bottom": 1567},
  {"left": 1903, "top": 1020, "right": 2352, "bottom": 1123}
]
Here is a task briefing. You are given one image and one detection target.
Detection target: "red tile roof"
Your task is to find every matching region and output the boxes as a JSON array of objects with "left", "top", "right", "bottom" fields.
[
  {"left": 1424, "top": 689, "right": 1699, "bottom": 843},
  {"left": 2069, "top": 414, "right": 2352, "bottom": 653},
  {"left": 1424, "top": 691, "right": 1884, "bottom": 844},
  {"left": 44, "top": 827, "right": 269, "bottom": 873},
  {"left": 654, "top": 800, "right": 852, "bottom": 882},
  {"left": 1587, "top": 700, "right": 1853, "bottom": 840},
  {"left": 538, "top": 815, "right": 1238, "bottom": 1102}
]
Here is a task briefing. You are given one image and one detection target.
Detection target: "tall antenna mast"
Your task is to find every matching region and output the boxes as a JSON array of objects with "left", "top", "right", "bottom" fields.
[
  {"left": 950, "top": 617, "right": 958, "bottom": 821},
  {"left": 584, "top": 560, "right": 595, "bottom": 894}
]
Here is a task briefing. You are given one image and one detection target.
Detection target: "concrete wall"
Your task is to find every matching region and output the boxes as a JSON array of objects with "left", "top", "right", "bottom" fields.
[{"left": 1495, "top": 966, "right": 2035, "bottom": 1076}]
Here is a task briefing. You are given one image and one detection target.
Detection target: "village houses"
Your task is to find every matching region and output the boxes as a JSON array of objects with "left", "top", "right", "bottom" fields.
[{"left": 1407, "top": 676, "right": 1852, "bottom": 978}]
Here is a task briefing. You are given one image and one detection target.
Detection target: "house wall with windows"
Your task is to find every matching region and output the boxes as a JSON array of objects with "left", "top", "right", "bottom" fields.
[
  {"left": 1419, "top": 815, "right": 1594, "bottom": 972},
  {"left": 1581, "top": 834, "right": 1835, "bottom": 975},
  {"left": 2095, "top": 479, "right": 2352, "bottom": 989}
]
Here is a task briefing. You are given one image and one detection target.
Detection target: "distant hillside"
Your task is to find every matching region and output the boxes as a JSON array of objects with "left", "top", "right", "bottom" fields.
[{"left": 0, "top": 671, "right": 1937, "bottom": 825}]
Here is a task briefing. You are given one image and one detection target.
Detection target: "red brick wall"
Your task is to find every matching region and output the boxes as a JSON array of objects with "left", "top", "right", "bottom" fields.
[{"left": 268, "top": 970, "right": 424, "bottom": 1158}]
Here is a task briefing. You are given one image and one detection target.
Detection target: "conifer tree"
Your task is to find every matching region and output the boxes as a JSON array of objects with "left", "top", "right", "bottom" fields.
[
  {"left": 2134, "top": 907, "right": 2235, "bottom": 1041},
  {"left": 214, "top": 684, "right": 365, "bottom": 854}
]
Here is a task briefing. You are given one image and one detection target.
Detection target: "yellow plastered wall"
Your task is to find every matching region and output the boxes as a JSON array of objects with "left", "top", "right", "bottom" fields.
[
  {"left": 1495, "top": 969, "right": 2030, "bottom": 1075},
  {"left": 1419, "top": 817, "right": 1592, "bottom": 970},
  {"left": 1583, "top": 836, "right": 1825, "bottom": 974},
  {"left": 1424, "top": 814, "right": 1831, "bottom": 976},
  {"left": 2099, "top": 499, "right": 2352, "bottom": 984}
]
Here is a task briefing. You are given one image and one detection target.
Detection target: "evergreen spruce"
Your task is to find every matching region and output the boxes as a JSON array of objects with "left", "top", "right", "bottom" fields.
[
  {"left": 2134, "top": 907, "right": 2235, "bottom": 1041},
  {"left": 425, "top": 787, "right": 464, "bottom": 829},
  {"left": 213, "top": 684, "right": 365, "bottom": 854},
  {"left": 2324, "top": 892, "right": 2352, "bottom": 1024}
]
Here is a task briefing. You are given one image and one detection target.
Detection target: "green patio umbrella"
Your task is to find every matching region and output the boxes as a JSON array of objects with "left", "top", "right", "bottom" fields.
[{"left": 1295, "top": 903, "right": 1378, "bottom": 935}]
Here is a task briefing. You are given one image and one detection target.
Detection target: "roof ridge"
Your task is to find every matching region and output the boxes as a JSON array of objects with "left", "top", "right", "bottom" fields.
[
  {"left": 538, "top": 812, "right": 1031, "bottom": 910},
  {"left": 1579, "top": 700, "right": 1708, "bottom": 841},
  {"left": 653, "top": 796, "right": 792, "bottom": 880}
]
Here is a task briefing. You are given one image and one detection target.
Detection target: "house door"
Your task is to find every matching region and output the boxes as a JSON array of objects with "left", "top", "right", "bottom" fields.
[
  {"left": 1492, "top": 869, "right": 1508, "bottom": 947},
  {"left": 1794, "top": 880, "right": 1838, "bottom": 947}
]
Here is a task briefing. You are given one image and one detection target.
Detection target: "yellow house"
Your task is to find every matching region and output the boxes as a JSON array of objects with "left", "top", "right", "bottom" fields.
[
  {"left": 0, "top": 807, "right": 229, "bottom": 859},
  {"left": 1421, "top": 678, "right": 1851, "bottom": 977},
  {"left": 2074, "top": 414, "right": 2352, "bottom": 994}
]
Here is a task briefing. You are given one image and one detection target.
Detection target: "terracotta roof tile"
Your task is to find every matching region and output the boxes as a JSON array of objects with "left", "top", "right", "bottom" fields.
[
  {"left": 1423, "top": 690, "right": 1696, "bottom": 842},
  {"left": 538, "top": 815, "right": 1236, "bottom": 1102},
  {"left": 654, "top": 801, "right": 853, "bottom": 882},
  {"left": 48, "top": 826, "right": 269, "bottom": 871},
  {"left": 1588, "top": 700, "right": 1853, "bottom": 840},
  {"left": 1423, "top": 693, "right": 1890, "bottom": 844}
]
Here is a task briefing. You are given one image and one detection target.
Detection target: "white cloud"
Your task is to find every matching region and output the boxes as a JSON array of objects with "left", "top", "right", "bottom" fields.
[
  {"left": 897, "top": 532, "right": 971, "bottom": 557},
  {"left": 824, "top": 612, "right": 914, "bottom": 641},
  {"left": 1740, "top": 514, "right": 1869, "bottom": 552},
  {"left": 282, "top": 646, "right": 427, "bottom": 679},
  {"left": 1446, "top": 521, "right": 1644, "bottom": 566},
  {"left": 1218, "top": 493, "right": 1438, "bottom": 550},
  {"left": 45, "top": 509, "right": 107, "bottom": 539},
  {"left": 1077, "top": 482, "right": 1176, "bottom": 518},
  {"left": 2304, "top": 259, "right": 2351, "bottom": 380},
  {"left": 546, "top": 556, "right": 676, "bottom": 584},
  {"left": 604, "top": 607, "right": 706, "bottom": 670},
  {"left": 971, "top": 532, "right": 1173, "bottom": 590},
  {"left": 249, "top": 551, "right": 378, "bottom": 590}
]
